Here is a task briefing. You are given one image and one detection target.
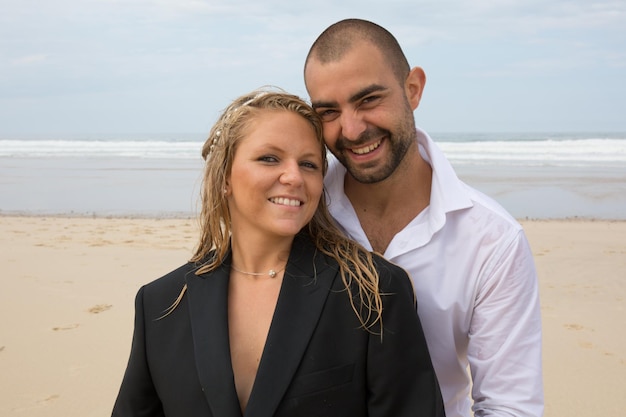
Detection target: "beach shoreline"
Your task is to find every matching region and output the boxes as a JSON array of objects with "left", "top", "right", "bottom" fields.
[
  {"left": 1, "top": 215, "right": 625, "bottom": 416},
  {"left": 2, "top": 138, "right": 625, "bottom": 221}
]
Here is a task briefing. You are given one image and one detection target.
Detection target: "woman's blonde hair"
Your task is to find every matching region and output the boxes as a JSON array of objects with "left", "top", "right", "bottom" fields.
[{"left": 181, "top": 87, "right": 384, "bottom": 331}]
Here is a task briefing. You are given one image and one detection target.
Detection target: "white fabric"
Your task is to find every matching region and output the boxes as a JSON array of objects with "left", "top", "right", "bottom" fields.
[{"left": 324, "top": 127, "right": 544, "bottom": 417}]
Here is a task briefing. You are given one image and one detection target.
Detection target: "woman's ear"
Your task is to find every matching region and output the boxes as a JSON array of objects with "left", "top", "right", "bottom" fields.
[
  {"left": 405, "top": 66, "right": 426, "bottom": 110},
  {"left": 223, "top": 178, "right": 231, "bottom": 196}
]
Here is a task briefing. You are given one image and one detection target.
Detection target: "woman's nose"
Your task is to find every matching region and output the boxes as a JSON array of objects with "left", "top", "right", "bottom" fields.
[{"left": 280, "top": 161, "right": 304, "bottom": 186}]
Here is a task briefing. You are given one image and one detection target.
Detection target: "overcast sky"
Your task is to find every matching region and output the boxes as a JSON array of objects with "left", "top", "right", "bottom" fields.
[{"left": 1, "top": 0, "right": 625, "bottom": 135}]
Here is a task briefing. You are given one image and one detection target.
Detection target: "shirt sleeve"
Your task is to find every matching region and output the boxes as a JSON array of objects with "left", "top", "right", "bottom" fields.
[{"left": 468, "top": 230, "right": 544, "bottom": 417}]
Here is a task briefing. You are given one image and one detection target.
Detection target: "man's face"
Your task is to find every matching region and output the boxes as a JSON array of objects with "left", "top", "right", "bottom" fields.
[{"left": 304, "top": 42, "right": 417, "bottom": 184}]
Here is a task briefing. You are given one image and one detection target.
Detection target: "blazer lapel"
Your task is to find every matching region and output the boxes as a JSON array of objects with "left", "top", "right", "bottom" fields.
[
  {"left": 244, "top": 233, "right": 339, "bottom": 417},
  {"left": 185, "top": 254, "right": 243, "bottom": 417}
]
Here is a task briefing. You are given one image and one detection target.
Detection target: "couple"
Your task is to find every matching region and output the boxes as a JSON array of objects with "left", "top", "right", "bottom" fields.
[{"left": 112, "top": 19, "right": 543, "bottom": 417}]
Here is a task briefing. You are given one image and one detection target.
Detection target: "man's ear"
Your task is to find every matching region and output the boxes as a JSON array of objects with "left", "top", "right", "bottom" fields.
[{"left": 405, "top": 66, "right": 426, "bottom": 110}]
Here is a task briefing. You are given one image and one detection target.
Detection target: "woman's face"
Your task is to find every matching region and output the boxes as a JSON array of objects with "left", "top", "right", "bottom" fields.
[{"left": 226, "top": 110, "right": 324, "bottom": 240}]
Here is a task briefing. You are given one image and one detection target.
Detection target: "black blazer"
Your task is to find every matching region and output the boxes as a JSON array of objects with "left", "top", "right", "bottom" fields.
[{"left": 112, "top": 232, "right": 444, "bottom": 417}]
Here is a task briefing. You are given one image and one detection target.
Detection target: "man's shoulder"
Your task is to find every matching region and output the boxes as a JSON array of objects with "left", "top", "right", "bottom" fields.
[
  {"left": 459, "top": 182, "right": 522, "bottom": 231},
  {"left": 437, "top": 184, "right": 528, "bottom": 267}
]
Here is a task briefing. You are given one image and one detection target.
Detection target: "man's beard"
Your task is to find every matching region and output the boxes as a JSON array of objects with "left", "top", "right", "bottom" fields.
[{"left": 332, "top": 117, "right": 416, "bottom": 184}]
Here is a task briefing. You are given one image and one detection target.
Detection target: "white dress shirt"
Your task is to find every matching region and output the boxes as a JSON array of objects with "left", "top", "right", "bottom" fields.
[{"left": 324, "top": 127, "right": 544, "bottom": 417}]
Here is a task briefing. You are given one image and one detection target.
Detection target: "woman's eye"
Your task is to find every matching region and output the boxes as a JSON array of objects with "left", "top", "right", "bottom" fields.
[
  {"left": 300, "top": 161, "right": 320, "bottom": 170},
  {"left": 259, "top": 155, "right": 278, "bottom": 163}
]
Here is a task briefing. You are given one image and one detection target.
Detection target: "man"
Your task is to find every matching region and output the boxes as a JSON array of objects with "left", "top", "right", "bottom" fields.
[{"left": 304, "top": 19, "right": 543, "bottom": 417}]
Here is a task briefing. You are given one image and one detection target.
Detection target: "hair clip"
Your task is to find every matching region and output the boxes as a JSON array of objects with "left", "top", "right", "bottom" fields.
[
  {"left": 208, "top": 129, "right": 221, "bottom": 153},
  {"left": 241, "top": 91, "right": 269, "bottom": 108}
]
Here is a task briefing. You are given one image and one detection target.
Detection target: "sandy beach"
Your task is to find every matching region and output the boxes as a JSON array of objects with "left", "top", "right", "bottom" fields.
[{"left": 0, "top": 215, "right": 624, "bottom": 416}]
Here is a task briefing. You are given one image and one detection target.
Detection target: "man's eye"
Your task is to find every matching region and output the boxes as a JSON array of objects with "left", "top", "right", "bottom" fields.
[
  {"left": 361, "top": 95, "right": 380, "bottom": 105},
  {"left": 317, "top": 109, "right": 339, "bottom": 122}
]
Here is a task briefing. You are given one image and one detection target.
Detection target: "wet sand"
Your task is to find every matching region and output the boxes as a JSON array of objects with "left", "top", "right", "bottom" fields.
[{"left": 0, "top": 216, "right": 624, "bottom": 416}]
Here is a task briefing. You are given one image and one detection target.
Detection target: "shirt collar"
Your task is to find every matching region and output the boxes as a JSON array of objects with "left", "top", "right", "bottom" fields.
[
  {"left": 415, "top": 126, "right": 473, "bottom": 218},
  {"left": 324, "top": 127, "right": 474, "bottom": 251}
]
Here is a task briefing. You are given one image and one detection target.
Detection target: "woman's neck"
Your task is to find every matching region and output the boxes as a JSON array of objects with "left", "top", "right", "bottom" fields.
[{"left": 229, "top": 232, "right": 293, "bottom": 274}]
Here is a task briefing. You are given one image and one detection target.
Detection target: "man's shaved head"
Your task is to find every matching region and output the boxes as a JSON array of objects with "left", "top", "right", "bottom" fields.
[{"left": 305, "top": 18, "right": 411, "bottom": 85}]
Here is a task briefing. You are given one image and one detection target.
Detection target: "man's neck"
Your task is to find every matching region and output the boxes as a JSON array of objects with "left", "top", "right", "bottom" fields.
[
  {"left": 345, "top": 149, "right": 431, "bottom": 217},
  {"left": 343, "top": 149, "right": 432, "bottom": 253}
]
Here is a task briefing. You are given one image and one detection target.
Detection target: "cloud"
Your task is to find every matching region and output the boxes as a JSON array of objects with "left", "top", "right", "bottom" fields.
[
  {"left": 10, "top": 54, "right": 50, "bottom": 66},
  {"left": 0, "top": 0, "right": 624, "bottom": 132}
]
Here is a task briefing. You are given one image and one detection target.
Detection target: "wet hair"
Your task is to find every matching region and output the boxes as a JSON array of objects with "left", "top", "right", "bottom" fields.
[
  {"left": 191, "top": 87, "right": 325, "bottom": 271},
  {"left": 167, "top": 87, "right": 384, "bottom": 332},
  {"left": 304, "top": 18, "right": 411, "bottom": 85}
]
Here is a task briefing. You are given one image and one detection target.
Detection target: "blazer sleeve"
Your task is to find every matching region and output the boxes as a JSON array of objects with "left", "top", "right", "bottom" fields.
[
  {"left": 112, "top": 286, "right": 165, "bottom": 417},
  {"left": 366, "top": 259, "right": 446, "bottom": 417}
]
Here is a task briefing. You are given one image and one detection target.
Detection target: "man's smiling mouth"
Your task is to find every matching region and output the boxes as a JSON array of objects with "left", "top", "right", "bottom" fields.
[{"left": 350, "top": 140, "right": 381, "bottom": 155}]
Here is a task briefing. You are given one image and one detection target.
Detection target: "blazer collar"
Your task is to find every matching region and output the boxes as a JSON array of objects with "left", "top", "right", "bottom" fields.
[
  {"left": 185, "top": 253, "right": 242, "bottom": 417},
  {"left": 186, "top": 233, "right": 339, "bottom": 417},
  {"left": 245, "top": 233, "right": 338, "bottom": 417}
]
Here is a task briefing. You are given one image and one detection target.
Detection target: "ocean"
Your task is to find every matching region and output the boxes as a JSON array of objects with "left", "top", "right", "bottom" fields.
[{"left": 1, "top": 132, "right": 625, "bottom": 219}]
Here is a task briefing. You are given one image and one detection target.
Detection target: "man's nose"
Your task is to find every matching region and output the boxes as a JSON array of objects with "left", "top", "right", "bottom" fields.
[{"left": 339, "top": 110, "right": 367, "bottom": 141}]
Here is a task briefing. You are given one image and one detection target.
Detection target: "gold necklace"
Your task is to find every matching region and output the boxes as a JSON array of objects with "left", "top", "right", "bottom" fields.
[{"left": 230, "top": 264, "right": 286, "bottom": 278}]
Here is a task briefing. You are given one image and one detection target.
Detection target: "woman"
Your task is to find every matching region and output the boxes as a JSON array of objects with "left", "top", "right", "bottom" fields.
[{"left": 112, "top": 89, "right": 444, "bottom": 417}]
